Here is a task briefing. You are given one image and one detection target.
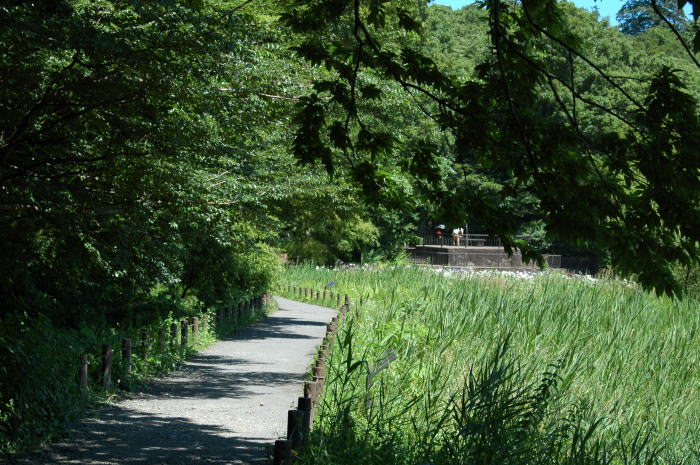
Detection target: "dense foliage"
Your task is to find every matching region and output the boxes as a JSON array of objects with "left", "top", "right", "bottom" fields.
[
  {"left": 283, "top": 0, "right": 700, "bottom": 295},
  {"left": 280, "top": 266, "right": 700, "bottom": 464}
]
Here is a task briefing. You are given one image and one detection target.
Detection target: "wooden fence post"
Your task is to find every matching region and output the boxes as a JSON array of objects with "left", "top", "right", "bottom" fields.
[
  {"left": 314, "top": 375, "right": 325, "bottom": 393},
  {"left": 79, "top": 354, "right": 88, "bottom": 393},
  {"left": 273, "top": 439, "right": 290, "bottom": 465},
  {"left": 298, "top": 396, "right": 312, "bottom": 443},
  {"left": 141, "top": 330, "right": 150, "bottom": 360},
  {"left": 159, "top": 327, "right": 166, "bottom": 351},
  {"left": 319, "top": 344, "right": 329, "bottom": 359},
  {"left": 345, "top": 294, "right": 350, "bottom": 305},
  {"left": 191, "top": 317, "right": 199, "bottom": 345},
  {"left": 304, "top": 380, "right": 317, "bottom": 403},
  {"left": 181, "top": 320, "right": 188, "bottom": 347},
  {"left": 323, "top": 289, "right": 327, "bottom": 301},
  {"left": 315, "top": 359, "right": 326, "bottom": 378},
  {"left": 336, "top": 294, "right": 340, "bottom": 307},
  {"left": 287, "top": 409, "right": 303, "bottom": 450},
  {"left": 170, "top": 323, "right": 178, "bottom": 347},
  {"left": 101, "top": 344, "right": 112, "bottom": 389},
  {"left": 121, "top": 338, "right": 132, "bottom": 377}
]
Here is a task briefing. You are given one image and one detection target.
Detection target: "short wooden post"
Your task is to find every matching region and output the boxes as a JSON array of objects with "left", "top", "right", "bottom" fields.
[
  {"left": 141, "top": 330, "right": 150, "bottom": 360},
  {"left": 287, "top": 409, "right": 303, "bottom": 449},
  {"left": 304, "top": 288, "right": 308, "bottom": 299},
  {"left": 336, "top": 294, "right": 340, "bottom": 307},
  {"left": 181, "top": 320, "right": 188, "bottom": 347},
  {"left": 158, "top": 328, "right": 166, "bottom": 351},
  {"left": 101, "top": 344, "right": 112, "bottom": 389},
  {"left": 273, "top": 439, "right": 290, "bottom": 465},
  {"left": 304, "top": 380, "right": 317, "bottom": 403},
  {"left": 323, "top": 289, "right": 327, "bottom": 300},
  {"left": 191, "top": 317, "right": 199, "bottom": 344},
  {"left": 121, "top": 338, "right": 132, "bottom": 377},
  {"left": 170, "top": 323, "right": 178, "bottom": 346},
  {"left": 345, "top": 294, "right": 350, "bottom": 305},
  {"left": 79, "top": 354, "right": 88, "bottom": 393},
  {"left": 315, "top": 359, "right": 326, "bottom": 378},
  {"left": 298, "top": 396, "right": 312, "bottom": 442},
  {"left": 314, "top": 375, "right": 325, "bottom": 392}
]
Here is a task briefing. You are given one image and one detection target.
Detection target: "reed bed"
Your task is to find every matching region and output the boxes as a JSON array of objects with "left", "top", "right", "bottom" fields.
[{"left": 279, "top": 265, "right": 700, "bottom": 465}]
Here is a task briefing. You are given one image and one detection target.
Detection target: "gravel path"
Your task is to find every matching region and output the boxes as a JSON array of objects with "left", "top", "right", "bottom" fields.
[{"left": 11, "top": 297, "right": 335, "bottom": 465}]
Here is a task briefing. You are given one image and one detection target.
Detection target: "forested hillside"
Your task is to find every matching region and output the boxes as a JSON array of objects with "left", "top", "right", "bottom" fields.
[{"left": 1, "top": 0, "right": 699, "bottom": 452}]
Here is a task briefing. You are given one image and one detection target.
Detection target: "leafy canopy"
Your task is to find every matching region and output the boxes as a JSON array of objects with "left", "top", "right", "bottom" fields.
[{"left": 282, "top": 0, "right": 700, "bottom": 295}]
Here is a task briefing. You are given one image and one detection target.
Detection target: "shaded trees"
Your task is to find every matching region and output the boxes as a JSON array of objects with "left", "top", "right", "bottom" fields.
[
  {"left": 617, "top": 0, "right": 689, "bottom": 34},
  {"left": 282, "top": 0, "right": 700, "bottom": 294}
]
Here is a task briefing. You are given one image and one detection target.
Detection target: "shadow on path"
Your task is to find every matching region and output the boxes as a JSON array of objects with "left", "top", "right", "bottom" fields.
[
  {"left": 5, "top": 298, "right": 336, "bottom": 465},
  {"left": 9, "top": 406, "right": 270, "bottom": 465}
]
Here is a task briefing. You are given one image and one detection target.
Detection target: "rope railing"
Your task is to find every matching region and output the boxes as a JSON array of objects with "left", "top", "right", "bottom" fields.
[{"left": 75, "top": 293, "right": 271, "bottom": 394}]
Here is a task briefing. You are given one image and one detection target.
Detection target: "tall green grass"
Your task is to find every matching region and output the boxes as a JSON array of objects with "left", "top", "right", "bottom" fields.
[{"left": 279, "top": 265, "right": 700, "bottom": 464}]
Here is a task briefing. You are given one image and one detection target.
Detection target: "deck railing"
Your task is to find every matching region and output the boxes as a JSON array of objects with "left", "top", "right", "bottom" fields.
[{"left": 419, "top": 233, "right": 505, "bottom": 248}]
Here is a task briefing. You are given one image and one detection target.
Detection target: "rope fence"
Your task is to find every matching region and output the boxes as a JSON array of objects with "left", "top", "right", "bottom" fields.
[{"left": 75, "top": 293, "right": 272, "bottom": 394}]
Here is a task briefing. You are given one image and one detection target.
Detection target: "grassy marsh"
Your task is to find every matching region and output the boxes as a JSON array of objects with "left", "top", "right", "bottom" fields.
[{"left": 279, "top": 265, "right": 700, "bottom": 464}]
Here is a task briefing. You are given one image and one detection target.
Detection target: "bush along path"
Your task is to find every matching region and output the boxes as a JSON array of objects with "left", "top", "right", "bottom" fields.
[{"left": 8, "top": 296, "right": 337, "bottom": 465}]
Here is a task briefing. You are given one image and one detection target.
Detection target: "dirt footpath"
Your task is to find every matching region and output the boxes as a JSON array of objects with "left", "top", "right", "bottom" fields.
[{"left": 10, "top": 297, "right": 335, "bottom": 465}]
